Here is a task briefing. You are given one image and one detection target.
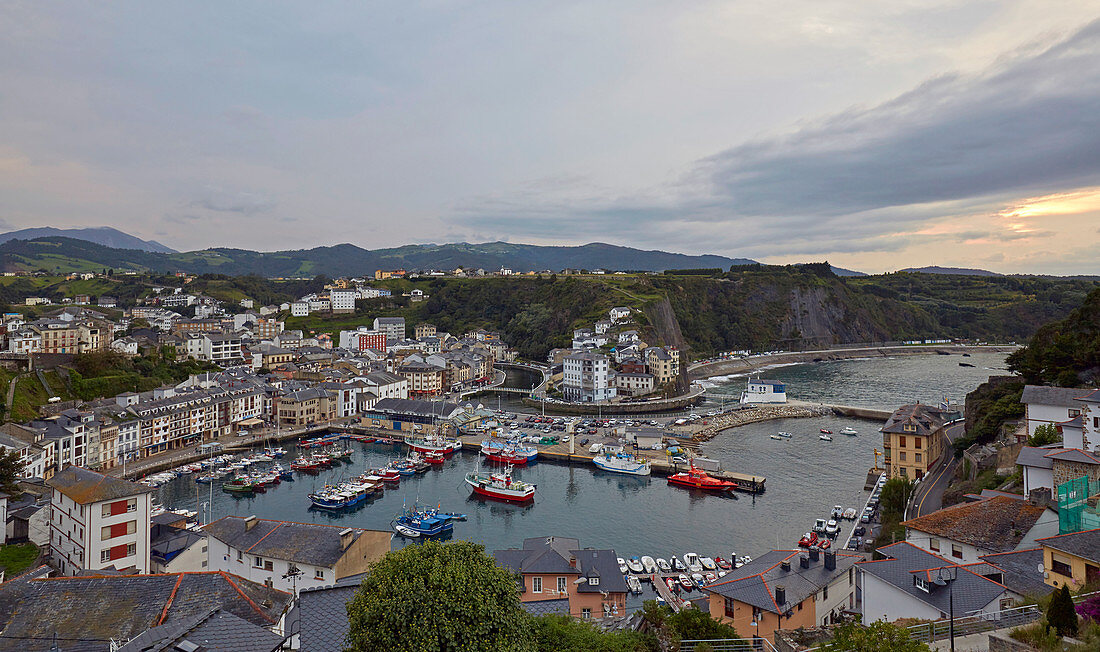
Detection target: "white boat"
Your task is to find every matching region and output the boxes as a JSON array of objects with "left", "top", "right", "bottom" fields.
[
  {"left": 683, "top": 552, "right": 703, "bottom": 574},
  {"left": 394, "top": 524, "right": 421, "bottom": 538},
  {"left": 656, "top": 558, "right": 671, "bottom": 572},
  {"left": 737, "top": 555, "right": 752, "bottom": 567},
  {"left": 819, "top": 434, "right": 833, "bottom": 441},
  {"left": 671, "top": 557, "right": 686, "bottom": 571},
  {"left": 617, "top": 557, "right": 628, "bottom": 574},
  {"left": 700, "top": 557, "right": 717, "bottom": 571},
  {"left": 769, "top": 434, "right": 785, "bottom": 441},
  {"left": 588, "top": 443, "right": 603, "bottom": 453},
  {"left": 842, "top": 507, "right": 858, "bottom": 520},
  {"left": 831, "top": 505, "right": 844, "bottom": 519},
  {"left": 641, "top": 556, "right": 657, "bottom": 574},
  {"left": 626, "top": 574, "right": 643, "bottom": 594},
  {"left": 627, "top": 557, "right": 644, "bottom": 573},
  {"left": 840, "top": 427, "right": 858, "bottom": 435},
  {"left": 777, "top": 431, "right": 792, "bottom": 438},
  {"left": 826, "top": 519, "right": 840, "bottom": 536},
  {"left": 592, "top": 451, "right": 652, "bottom": 476}
]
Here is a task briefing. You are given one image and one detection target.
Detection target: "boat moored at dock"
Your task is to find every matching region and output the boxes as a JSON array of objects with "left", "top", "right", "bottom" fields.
[
  {"left": 465, "top": 466, "right": 536, "bottom": 502},
  {"left": 592, "top": 449, "right": 652, "bottom": 476},
  {"left": 667, "top": 465, "right": 738, "bottom": 492}
]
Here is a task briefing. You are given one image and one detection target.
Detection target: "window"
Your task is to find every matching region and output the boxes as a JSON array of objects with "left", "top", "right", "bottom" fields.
[
  {"left": 557, "top": 577, "right": 567, "bottom": 594},
  {"left": 254, "top": 556, "right": 265, "bottom": 568},
  {"left": 914, "top": 576, "right": 929, "bottom": 592},
  {"left": 899, "top": 452, "right": 906, "bottom": 461},
  {"left": 915, "top": 438, "right": 922, "bottom": 449},
  {"left": 532, "top": 577, "right": 543, "bottom": 593},
  {"left": 900, "top": 436, "right": 907, "bottom": 447},
  {"left": 951, "top": 545, "right": 963, "bottom": 559},
  {"left": 1069, "top": 409, "right": 1081, "bottom": 418},
  {"left": 915, "top": 453, "right": 922, "bottom": 463},
  {"left": 126, "top": 543, "right": 136, "bottom": 557},
  {"left": 1051, "top": 557, "right": 1073, "bottom": 577},
  {"left": 582, "top": 608, "right": 591, "bottom": 619},
  {"left": 725, "top": 598, "right": 736, "bottom": 617},
  {"left": 929, "top": 538, "right": 940, "bottom": 552},
  {"left": 101, "top": 549, "right": 111, "bottom": 563},
  {"left": 265, "top": 560, "right": 274, "bottom": 571},
  {"left": 589, "top": 576, "right": 599, "bottom": 586},
  {"left": 237, "top": 550, "right": 243, "bottom": 562},
  {"left": 849, "top": 567, "right": 853, "bottom": 586},
  {"left": 823, "top": 584, "right": 828, "bottom": 600},
  {"left": 315, "top": 569, "right": 325, "bottom": 580}
]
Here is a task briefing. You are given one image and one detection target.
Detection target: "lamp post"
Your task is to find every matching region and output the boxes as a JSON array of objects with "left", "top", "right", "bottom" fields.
[{"left": 933, "top": 566, "right": 957, "bottom": 652}]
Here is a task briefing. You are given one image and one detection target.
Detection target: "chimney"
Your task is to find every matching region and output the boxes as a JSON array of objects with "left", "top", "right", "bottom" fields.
[
  {"left": 809, "top": 547, "right": 820, "bottom": 562},
  {"left": 824, "top": 551, "right": 836, "bottom": 571},
  {"left": 340, "top": 528, "right": 355, "bottom": 549},
  {"left": 781, "top": 559, "right": 791, "bottom": 572},
  {"left": 569, "top": 555, "right": 578, "bottom": 569},
  {"left": 799, "top": 552, "right": 809, "bottom": 569},
  {"left": 775, "top": 585, "right": 786, "bottom": 606},
  {"left": 244, "top": 515, "right": 258, "bottom": 531}
]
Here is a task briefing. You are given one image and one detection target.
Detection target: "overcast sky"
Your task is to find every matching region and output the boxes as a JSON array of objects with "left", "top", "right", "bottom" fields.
[{"left": 2, "top": 1, "right": 1098, "bottom": 274}]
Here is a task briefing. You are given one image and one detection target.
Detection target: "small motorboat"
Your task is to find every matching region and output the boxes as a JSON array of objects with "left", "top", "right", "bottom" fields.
[
  {"left": 683, "top": 553, "right": 703, "bottom": 574},
  {"left": 678, "top": 574, "right": 693, "bottom": 591},
  {"left": 843, "top": 507, "right": 858, "bottom": 520},
  {"left": 665, "top": 577, "right": 679, "bottom": 593},
  {"left": 626, "top": 575, "right": 642, "bottom": 595},
  {"left": 700, "top": 557, "right": 717, "bottom": 571},
  {"left": 627, "top": 557, "right": 644, "bottom": 574},
  {"left": 671, "top": 557, "right": 686, "bottom": 571},
  {"left": 769, "top": 434, "right": 785, "bottom": 441},
  {"left": 691, "top": 573, "right": 706, "bottom": 588},
  {"left": 819, "top": 428, "right": 833, "bottom": 434},
  {"left": 831, "top": 505, "right": 844, "bottom": 519},
  {"left": 777, "top": 431, "right": 792, "bottom": 438},
  {"left": 737, "top": 555, "right": 753, "bottom": 567},
  {"left": 704, "top": 572, "right": 717, "bottom": 583},
  {"left": 668, "top": 465, "right": 738, "bottom": 492},
  {"left": 798, "top": 531, "right": 819, "bottom": 547},
  {"left": 715, "top": 557, "right": 732, "bottom": 570},
  {"left": 618, "top": 557, "right": 628, "bottom": 574},
  {"left": 819, "top": 434, "right": 833, "bottom": 441},
  {"left": 641, "top": 556, "right": 657, "bottom": 575},
  {"left": 813, "top": 518, "right": 828, "bottom": 534},
  {"left": 826, "top": 519, "right": 840, "bottom": 537},
  {"left": 840, "top": 427, "right": 858, "bottom": 435},
  {"left": 656, "top": 558, "right": 672, "bottom": 573}
]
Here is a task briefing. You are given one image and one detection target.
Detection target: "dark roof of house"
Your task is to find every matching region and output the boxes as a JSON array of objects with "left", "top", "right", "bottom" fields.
[
  {"left": 901, "top": 496, "right": 1048, "bottom": 553},
  {"left": 298, "top": 581, "right": 359, "bottom": 652},
  {"left": 46, "top": 465, "right": 154, "bottom": 504},
  {"left": 369, "top": 397, "right": 462, "bottom": 419},
  {"left": 1076, "top": 389, "right": 1100, "bottom": 403},
  {"left": 702, "top": 550, "right": 860, "bottom": 615},
  {"left": 116, "top": 608, "right": 284, "bottom": 652},
  {"left": 1016, "top": 446, "right": 1065, "bottom": 469},
  {"left": 520, "top": 598, "right": 571, "bottom": 616},
  {"left": 977, "top": 549, "right": 1054, "bottom": 598},
  {"left": 858, "top": 542, "right": 1007, "bottom": 615},
  {"left": 1059, "top": 415, "right": 1085, "bottom": 429},
  {"left": 1036, "top": 528, "right": 1100, "bottom": 563},
  {"left": 1020, "top": 385, "right": 1087, "bottom": 408},
  {"left": 150, "top": 525, "right": 206, "bottom": 563},
  {"left": 203, "top": 516, "right": 363, "bottom": 568},
  {"left": 1044, "top": 448, "right": 1100, "bottom": 465},
  {"left": 882, "top": 404, "right": 946, "bottom": 436},
  {"left": 492, "top": 536, "right": 628, "bottom": 595},
  {"left": 0, "top": 571, "right": 290, "bottom": 652}
]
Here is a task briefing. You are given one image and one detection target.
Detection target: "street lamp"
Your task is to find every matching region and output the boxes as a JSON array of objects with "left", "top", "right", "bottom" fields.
[{"left": 933, "top": 566, "right": 957, "bottom": 652}]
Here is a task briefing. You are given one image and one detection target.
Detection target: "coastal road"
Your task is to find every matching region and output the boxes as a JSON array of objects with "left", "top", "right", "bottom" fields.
[{"left": 910, "top": 422, "right": 965, "bottom": 518}]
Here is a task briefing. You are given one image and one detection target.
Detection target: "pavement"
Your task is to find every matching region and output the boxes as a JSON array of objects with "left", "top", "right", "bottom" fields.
[{"left": 910, "top": 422, "right": 965, "bottom": 518}]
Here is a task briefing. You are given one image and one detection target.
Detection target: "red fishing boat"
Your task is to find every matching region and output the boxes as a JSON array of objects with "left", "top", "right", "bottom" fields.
[
  {"left": 667, "top": 464, "right": 738, "bottom": 492},
  {"left": 424, "top": 450, "right": 446, "bottom": 465}
]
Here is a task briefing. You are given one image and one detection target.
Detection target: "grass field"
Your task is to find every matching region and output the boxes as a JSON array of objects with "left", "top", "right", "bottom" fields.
[{"left": 0, "top": 543, "right": 39, "bottom": 577}]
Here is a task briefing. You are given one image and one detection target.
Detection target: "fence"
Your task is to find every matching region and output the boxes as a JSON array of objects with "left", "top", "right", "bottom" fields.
[
  {"left": 680, "top": 638, "right": 778, "bottom": 652},
  {"left": 1058, "top": 474, "right": 1100, "bottom": 534},
  {"left": 906, "top": 590, "right": 1100, "bottom": 644}
]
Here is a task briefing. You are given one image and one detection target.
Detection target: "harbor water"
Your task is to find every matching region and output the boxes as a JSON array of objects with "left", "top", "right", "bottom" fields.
[{"left": 158, "top": 351, "right": 1008, "bottom": 595}]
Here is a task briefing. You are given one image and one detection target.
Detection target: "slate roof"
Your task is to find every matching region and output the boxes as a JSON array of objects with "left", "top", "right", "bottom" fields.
[
  {"left": 298, "top": 582, "right": 358, "bottom": 652},
  {"left": 150, "top": 525, "right": 206, "bottom": 565},
  {"left": 882, "top": 404, "right": 946, "bottom": 436},
  {"left": 1016, "top": 446, "right": 1065, "bottom": 469},
  {"left": 1020, "top": 385, "right": 1087, "bottom": 408},
  {"left": 520, "top": 598, "right": 571, "bottom": 616},
  {"left": 369, "top": 397, "right": 462, "bottom": 419},
  {"left": 46, "top": 465, "right": 154, "bottom": 504},
  {"left": 1044, "top": 448, "right": 1100, "bottom": 465},
  {"left": 901, "top": 496, "right": 1047, "bottom": 553},
  {"left": 1036, "top": 528, "right": 1100, "bottom": 563},
  {"left": 1076, "top": 389, "right": 1100, "bottom": 403},
  {"left": 203, "top": 516, "right": 362, "bottom": 568},
  {"left": 492, "top": 536, "right": 628, "bottom": 595},
  {"left": 116, "top": 608, "right": 284, "bottom": 652},
  {"left": 702, "top": 550, "right": 860, "bottom": 615},
  {"left": 857, "top": 542, "right": 1007, "bottom": 616},
  {"left": 977, "top": 549, "right": 1054, "bottom": 598},
  {"left": 0, "top": 571, "right": 290, "bottom": 652}
]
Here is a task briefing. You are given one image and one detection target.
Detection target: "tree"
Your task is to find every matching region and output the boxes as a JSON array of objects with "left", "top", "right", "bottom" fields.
[
  {"left": 664, "top": 607, "right": 739, "bottom": 641},
  {"left": 879, "top": 477, "right": 914, "bottom": 523},
  {"left": 345, "top": 540, "right": 532, "bottom": 652},
  {"left": 528, "top": 615, "right": 655, "bottom": 651},
  {"left": 0, "top": 448, "right": 25, "bottom": 498},
  {"left": 1047, "top": 584, "right": 1079, "bottom": 637},
  {"left": 818, "top": 621, "right": 932, "bottom": 651},
  {"left": 1028, "top": 423, "right": 1061, "bottom": 447}
]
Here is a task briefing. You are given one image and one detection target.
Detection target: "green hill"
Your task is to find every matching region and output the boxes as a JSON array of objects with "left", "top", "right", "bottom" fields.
[{"left": 1006, "top": 286, "right": 1100, "bottom": 386}]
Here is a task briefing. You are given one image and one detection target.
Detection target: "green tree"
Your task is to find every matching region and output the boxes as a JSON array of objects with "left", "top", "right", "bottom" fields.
[
  {"left": 665, "top": 607, "right": 739, "bottom": 641},
  {"left": 879, "top": 477, "right": 914, "bottom": 523},
  {"left": 1046, "top": 584, "right": 1079, "bottom": 637},
  {"left": 818, "top": 621, "right": 931, "bottom": 651},
  {"left": 1027, "top": 423, "right": 1061, "bottom": 447},
  {"left": 345, "top": 540, "right": 532, "bottom": 652},
  {"left": 528, "top": 614, "right": 656, "bottom": 651},
  {"left": 0, "top": 448, "right": 25, "bottom": 497}
]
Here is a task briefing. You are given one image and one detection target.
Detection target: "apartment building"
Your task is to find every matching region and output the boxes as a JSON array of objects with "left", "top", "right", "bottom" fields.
[
  {"left": 330, "top": 288, "right": 357, "bottom": 314},
  {"left": 563, "top": 350, "right": 616, "bottom": 403},
  {"left": 373, "top": 317, "right": 406, "bottom": 343},
  {"left": 882, "top": 403, "right": 948, "bottom": 480}
]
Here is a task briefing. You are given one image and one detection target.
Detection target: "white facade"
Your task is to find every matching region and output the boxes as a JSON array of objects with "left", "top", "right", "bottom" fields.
[
  {"left": 563, "top": 351, "right": 617, "bottom": 403},
  {"left": 50, "top": 488, "right": 152, "bottom": 576},
  {"left": 291, "top": 302, "right": 309, "bottom": 317},
  {"left": 199, "top": 334, "right": 243, "bottom": 362},
  {"left": 740, "top": 379, "right": 787, "bottom": 404},
  {"left": 609, "top": 307, "right": 631, "bottom": 322},
  {"left": 207, "top": 534, "right": 338, "bottom": 594},
  {"left": 330, "top": 289, "right": 357, "bottom": 312}
]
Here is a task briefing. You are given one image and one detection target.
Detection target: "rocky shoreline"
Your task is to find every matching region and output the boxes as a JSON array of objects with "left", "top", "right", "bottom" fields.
[{"left": 678, "top": 403, "right": 833, "bottom": 442}]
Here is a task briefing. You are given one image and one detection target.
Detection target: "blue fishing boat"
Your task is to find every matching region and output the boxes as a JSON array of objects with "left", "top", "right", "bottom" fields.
[{"left": 391, "top": 505, "right": 463, "bottom": 538}]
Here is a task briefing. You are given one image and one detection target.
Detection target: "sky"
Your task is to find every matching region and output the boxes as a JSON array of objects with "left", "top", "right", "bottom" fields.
[{"left": 1, "top": 1, "right": 1098, "bottom": 275}]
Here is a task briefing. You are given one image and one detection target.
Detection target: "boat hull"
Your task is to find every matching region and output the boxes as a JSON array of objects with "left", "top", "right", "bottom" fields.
[
  {"left": 465, "top": 477, "right": 535, "bottom": 503},
  {"left": 592, "top": 456, "right": 651, "bottom": 476}
]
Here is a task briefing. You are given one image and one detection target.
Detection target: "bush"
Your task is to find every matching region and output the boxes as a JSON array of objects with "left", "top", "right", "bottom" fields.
[{"left": 1046, "top": 585, "right": 1079, "bottom": 638}]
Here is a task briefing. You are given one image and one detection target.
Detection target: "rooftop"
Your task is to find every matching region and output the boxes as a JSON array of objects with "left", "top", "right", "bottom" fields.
[
  {"left": 702, "top": 550, "right": 860, "bottom": 615},
  {"left": 1036, "top": 528, "right": 1100, "bottom": 563},
  {"left": 882, "top": 403, "right": 947, "bottom": 437},
  {"left": 46, "top": 465, "right": 154, "bottom": 505},
  {"left": 492, "top": 536, "right": 629, "bottom": 595},
  {"left": 203, "top": 515, "right": 374, "bottom": 568},
  {"left": 901, "top": 496, "right": 1048, "bottom": 553},
  {"left": 1020, "top": 385, "right": 1090, "bottom": 408},
  {"left": 858, "top": 542, "right": 1007, "bottom": 615}
]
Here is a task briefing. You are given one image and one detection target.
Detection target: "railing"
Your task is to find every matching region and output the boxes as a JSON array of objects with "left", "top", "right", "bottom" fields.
[
  {"left": 680, "top": 638, "right": 778, "bottom": 652},
  {"left": 905, "top": 590, "right": 1100, "bottom": 643}
]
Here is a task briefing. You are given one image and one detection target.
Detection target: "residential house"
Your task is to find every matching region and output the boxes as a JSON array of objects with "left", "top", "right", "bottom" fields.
[
  {"left": 415, "top": 323, "right": 437, "bottom": 339},
  {"left": 608, "top": 306, "right": 631, "bottom": 322},
  {"left": 900, "top": 495, "right": 1058, "bottom": 563},
  {"left": 493, "top": 536, "right": 629, "bottom": 619},
  {"left": 204, "top": 515, "right": 389, "bottom": 594},
  {"left": 330, "top": 288, "right": 357, "bottom": 313},
  {"left": 374, "top": 316, "right": 406, "bottom": 343},
  {"left": 398, "top": 359, "right": 446, "bottom": 397},
  {"left": 882, "top": 403, "right": 948, "bottom": 480},
  {"left": 291, "top": 301, "right": 309, "bottom": 316},
  {"left": 858, "top": 541, "right": 1012, "bottom": 623},
  {"left": 46, "top": 465, "right": 154, "bottom": 576},
  {"left": 150, "top": 512, "right": 208, "bottom": 573},
  {"left": 276, "top": 387, "right": 336, "bottom": 427},
  {"left": 645, "top": 346, "right": 680, "bottom": 385},
  {"left": 1036, "top": 528, "right": 1100, "bottom": 590},
  {"left": 1020, "top": 385, "right": 1096, "bottom": 440},
  {"left": 614, "top": 372, "right": 656, "bottom": 396},
  {"left": 563, "top": 350, "right": 617, "bottom": 403},
  {"left": 703, "top": 549, "right": 861, "bottom": 643},
  {"left": 1017, "top": 444, "right": 1100, "bottom": 494}
]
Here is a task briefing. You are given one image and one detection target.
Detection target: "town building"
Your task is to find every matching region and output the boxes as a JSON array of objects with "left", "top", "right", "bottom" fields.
[
  {"left": 493, "top": 536, "right": 629, "bottom": 619},
  {"left": 562, "top": 350, "right": 617, "bottom": 403},
  {"left": 703, "top": 549, "right": 861, "bottom": 643},
  {"left": 1036, "top": 528, "right": 1100, "bottom": 590},
  {"left": 1016, "top": 444, "right": 1100, "bottom": 494},
  {"left": 900, "top": 495, "right": 1057, "bottom": 563},
  {"left": 645, "top": 346, "right": 680, "bottom": 385},
  {"left": 276, "top": 387, "right": 336, "bottom": 427},
  {"left": 204, "top": 515, "right": 389, "bottom": 594},
  {"left": 614, "top": 371, "right": 655, "bottom": 396},
  {"left": 46, "top": 466, "right": 154, "bottom": 575},
  {"left": 608, "top": 306, "right": 631, "bottom": 322},
  {"left": 150, "top": 512, "right": 208, "bottom": 573},
  {"left": 740, "top": 378, "right": 787, "bottom": 404},
  {"left": 882, "top": 403, "right": 948, "bottom": 480},
  {"left": 330, "top": 288, "right": 357, "bottom": 313},
  {"left": 1020, "top": 385, "right": 1097, "bottom": 441},
  {"left": 361, "top": 397, "right": 463, "bottom": 435},
  {"left": 291, "top": 301, "right": 309, "bottom": 316},
  {"left": 415, "top": 322, "right": 437, "bottom": 339},
  {"left": 374, "top": 316, "right": 406, "bottom": 343},
  {"left": 338, "top": 327, "right": 388, "bottom": 352}
]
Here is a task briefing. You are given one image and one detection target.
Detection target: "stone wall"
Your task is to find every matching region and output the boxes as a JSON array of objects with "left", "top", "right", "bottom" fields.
[
  {"left": 988, "top": 632, "right": 1037, "bottom": 651},
  {"left": 1052, "top": 459, "right": 1100, "bottom": 486}
]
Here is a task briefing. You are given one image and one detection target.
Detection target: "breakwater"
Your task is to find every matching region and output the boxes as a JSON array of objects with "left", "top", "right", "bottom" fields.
[{"left": 686, "top": 404, "right": 833, "bottom": 442}]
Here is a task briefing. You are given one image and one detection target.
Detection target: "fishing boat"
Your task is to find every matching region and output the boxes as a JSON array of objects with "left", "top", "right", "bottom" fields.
[
  {"left": 308, "top": 481, "right": 371, "bottom": 510},
  {"left": 372, "top": 467, "right": 402, "bottom": 483},
  {"left": 222, "top": 476, "right": 257, "bottom": 494},
  {"left": 819, "top": 428, "right": 833, "bottom": 434},
  {"left": 290, "top": 456, "right": 325, "bottom": 472},
  {"left": 263, "top": 447, "right": 286, "bottom": 458},
  {"left": 464, "top": 466, "right": 536, "bottom": 502},
  {"left": 592, "top": 450, "right": 652, "bottom": 476},
  {"left": 391, "top": 505, "right": 458, "bottom": 538},
  {"left": 195, "top": 471, "right": 220, "bottom": 484},
  {"left": 667, "top": 465, "right": 738, "bottom": 492},
  {"left": 424, "top": 450, "right": 446, "bottom": 465},
  {"left": 480, "top": 440, "right": 538, "bottom": 465},
  {"left": 819, "top": 434, "right": 833, "bottom": 441},
  {"left": 406, "top": 435, "right": 462, "bottom": 456},
  {"left": 840, "top": 427, "right": 858, "bottom": 435},
  {"left": 273, "top": 464, "right": 294, "bottom": 481}
]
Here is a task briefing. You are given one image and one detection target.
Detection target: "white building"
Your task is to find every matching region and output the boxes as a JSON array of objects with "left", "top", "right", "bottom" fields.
[
  {"left": 608, "top": 306, "right": 631, "bottom": 322},
  {"left": 374, "top": 317, "right": 406, "bottom": 343},
  {"left": 900, "top": 495, "right": 1058, "bottom": 564},
  {"left": 330, "top": 288, "right": 357, "bottom": 314},
  {"left": 1020, "top": 385, "right": 1096, "bottom": 441},
  {"left": 204, "top": 515, "right": 389, "bottom": 594},
  {"left": 740, "top": 378, "right": 787, "bottom": 404},
  {"left": 46, "top": 466, "right": 154, "bottom": 576},
  {"left": 562, "top": 350, "right": 617, "bottom": 403},
  {"left": 291, "top": 301, "right": 309, "bottom": 317},
  {"left": 198, "top": 333, "right": 243, "bottom": 363}
]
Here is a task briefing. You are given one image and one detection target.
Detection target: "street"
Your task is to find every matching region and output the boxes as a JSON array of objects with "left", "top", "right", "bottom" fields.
[{"left": 909, "top": 422, "right": 965, "bottom": 518}]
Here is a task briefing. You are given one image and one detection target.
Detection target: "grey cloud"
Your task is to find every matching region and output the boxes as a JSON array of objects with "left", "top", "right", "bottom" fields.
[{"left": 190, "top": 189, "right": 277, "bottom": 215}]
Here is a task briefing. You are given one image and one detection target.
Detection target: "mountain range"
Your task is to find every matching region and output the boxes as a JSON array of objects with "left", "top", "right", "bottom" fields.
[{"left": 0, "top": 227, "right": 175, "bottom": 253}]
